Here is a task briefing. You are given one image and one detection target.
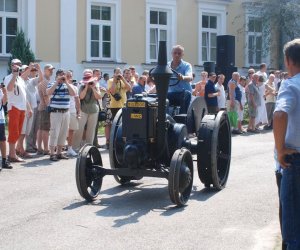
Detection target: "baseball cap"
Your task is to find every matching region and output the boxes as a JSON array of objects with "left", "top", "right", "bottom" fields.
[
  {"left": 20, "top": 65, "right": 29, "bottom": 71},
  {"left": 11, "top": 58, "right": 22, "bottom": 65},
  {"left": 44, "top": 64, "right": 55, "bottom": 70}
]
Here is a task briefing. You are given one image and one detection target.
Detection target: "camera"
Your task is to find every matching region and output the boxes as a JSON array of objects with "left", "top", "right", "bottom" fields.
[
  {"left": 88, "top": 82, "right": 94, "bottom": 85},
  {"left": 60, "top": 76, "right": 66, "bottom": 81},
  {"left": 112, "top": 92, "right": 122, "bottom": 101}
]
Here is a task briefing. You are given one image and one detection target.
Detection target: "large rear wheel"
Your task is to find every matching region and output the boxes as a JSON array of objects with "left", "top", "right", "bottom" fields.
[
  {"left": 109, "top": 109, "right": 132, "bottom": 185},
  {"left": 197, "top": 111, "right": 231, "bottom": 190}
]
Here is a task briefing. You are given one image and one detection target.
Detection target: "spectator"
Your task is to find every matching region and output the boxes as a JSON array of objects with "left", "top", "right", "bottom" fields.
[
  {"left": 215, "top": 74, "right": 226, "bottom": 110},
  {"left": 204, "top": 72, "right": 219, "bottom": 114},
  {"left": 66, "top": 70, "right": 80, "bottom": 156},
  {"left": 277, "top": 72, "right": 289, "bottom": 92},
  {"left": 100, "top": 73, "right": 113, "bottom": 149},
  {"left": 257, "top": 63, "right": 268, "bottom": 81},
  {"left": 264, "top": 74, "right": 276, "bottom": 130},
  {"left": 132, "top": 75, "right": 147, "bottom": 96},
  {"left": 246, "top": 68, "right": 255, "bottom": 85},
  {"left": 16, "top": 63, "right": 43, "bottom": 158},
  {"left": 256, "top": 75, "right": 268, "bottom": 128},
  {"left": 36, "top": 64, "right": 54, "bottom": 155},
  {"left": 0, "top": 83, "right": 12, "bottom": 170},
  {"left": 274, "top": 70, "right": 281, "bottom": 90},
  {"left": 92, "top": 68, "right": 102, "bottom": 148},
  {"left": 107, "top": 68, "right": 131, "bottom": 146},
  {"left": 246, "top": 73, "right": 260, "bottom": 133},
  {"left": 193, "top": 71, "right": 208, "bottom": 97},
  {"left": 237, "top": 76, "right": 247, "bottom": 133},
  {"left": 227, "top": 72, "right": 241, "bottom": 134},
  {"left": 273, "top": 38, "right": 300, "bottom": 250},
  {"left": 167, "top": 45, "right": 193, "bottom": 114},
  {"left": 4, "top": 59, "right": 33, "bottom": 162},
  {"left": 145, "top": 76, "right": 156, "bottom": 94},
  {"left": 72, "top": 70, "right": 101, "bottom": 151},
  {"left": 142, "top": 70, "right": 149, "bottom": 77},
  {"left": 129, "top": 66, "right": 138, "bottom": 83},
  {"left": 46, "top": 69, "right": 76, "bottom": 161},
  {"left": 123, "top": 68, "right": 134, "bottom": 99}
]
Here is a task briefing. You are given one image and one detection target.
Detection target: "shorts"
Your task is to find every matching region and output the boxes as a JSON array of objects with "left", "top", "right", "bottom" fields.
[
  {"left": 111, "top": 108, "right": 121, "bottom": 122},
  {"left": 248, "top": 105, "right": 257, "bottom": 118},
  {"left": 21, "top": 113, "right": 33, "bottom": 135},
  {"left": 38, "top": 110, "right": 50, "bottom": 131},
  {"left": 238, "top": 107, "right": 244, "bottom": 121},
  {"left": 69, "top": 113, "right": 79, "bottom": 130},
  {"left": 0, "top": 123, "right": 6, "bottom": 141},
  {"left": 103, "top": 94, "right": 113, "bottom": 126}
]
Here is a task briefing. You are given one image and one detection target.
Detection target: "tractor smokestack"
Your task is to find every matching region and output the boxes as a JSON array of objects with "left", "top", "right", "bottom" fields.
[{"left": 150, "top": 41, "right": 173, "bottom": 158}]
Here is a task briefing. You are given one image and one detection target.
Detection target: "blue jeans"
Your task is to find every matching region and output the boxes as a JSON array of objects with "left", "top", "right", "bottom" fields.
[
  {"left": 280, "top": 154, "right": 300, "bottom": 250},
  {"left": 167, "top": 90, "right": 191, "bottom": 114}
]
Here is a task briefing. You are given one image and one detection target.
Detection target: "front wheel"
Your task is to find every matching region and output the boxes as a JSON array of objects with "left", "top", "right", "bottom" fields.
[
  {"left": 76, "top": 145, "right": 103, "bottom": 201},
  {"left": 168, "top": 148, "right": 194, "bottom": 207}
]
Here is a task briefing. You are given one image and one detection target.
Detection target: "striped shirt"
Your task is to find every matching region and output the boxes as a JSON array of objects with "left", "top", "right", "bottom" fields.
[{"left": 47, "top": 82, "right": 70, "bottom": 109}]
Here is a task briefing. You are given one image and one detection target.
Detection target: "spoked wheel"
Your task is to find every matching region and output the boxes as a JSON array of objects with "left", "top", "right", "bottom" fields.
[
  {"left": 76, "top": 144, "right": 103, "bottom": 201},
  {"left": 168, "top": 148, "right": 194, "bottom": 207},
  {"left": 109, "top": 109, "right": 132, "bottom": 185},
  {"left": 197, "top": 111, "right": 231, "bottom": 190}
]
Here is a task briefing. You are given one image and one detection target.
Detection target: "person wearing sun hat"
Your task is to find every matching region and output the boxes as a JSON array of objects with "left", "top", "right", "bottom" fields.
[{"left": 72, "top": 69, "right": 101, "bottom": 151}]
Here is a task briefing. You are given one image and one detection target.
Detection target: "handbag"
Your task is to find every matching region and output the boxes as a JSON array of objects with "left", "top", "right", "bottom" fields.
[{"left": 98, "top": 109, "right": 106, "bottom": 122}]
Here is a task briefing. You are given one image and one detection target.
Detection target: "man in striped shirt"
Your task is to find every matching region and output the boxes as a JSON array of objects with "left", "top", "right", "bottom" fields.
[{"left": 46, "top": 69, "right": 76, "bottom": 161}]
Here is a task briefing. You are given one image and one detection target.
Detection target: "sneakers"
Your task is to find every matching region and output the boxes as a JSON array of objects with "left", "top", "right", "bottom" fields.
[{"left": 67, "top": 148, "right": 77, "bottom": 157}]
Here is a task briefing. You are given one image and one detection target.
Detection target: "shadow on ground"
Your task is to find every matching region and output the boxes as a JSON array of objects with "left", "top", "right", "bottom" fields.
[{"left": 63, "top": 181, "right": 219, "bottom": 228}]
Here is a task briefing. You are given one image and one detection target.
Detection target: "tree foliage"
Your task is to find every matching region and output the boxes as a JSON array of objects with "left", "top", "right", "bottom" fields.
[
  {"left": 8, "top": 29, "right": 35, "bottom": 73},
  {"left": 234, "top": 0, "right": 300, "bottom": 68}
]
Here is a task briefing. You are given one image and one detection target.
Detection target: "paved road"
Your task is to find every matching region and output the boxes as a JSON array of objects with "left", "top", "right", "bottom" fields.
[{"left": 0, "top": 131, "right": 279, "bottom": 250}]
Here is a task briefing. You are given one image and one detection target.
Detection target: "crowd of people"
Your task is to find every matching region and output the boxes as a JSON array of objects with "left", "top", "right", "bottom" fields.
[
  {"left": 193, "top": 63, "right": 287, "bottom": 135},
  {"left": 0, "top": 58, "right": 161, "bottom": 169},
  {"left": 0, "top": 45, "right": 289, "bottom": 170},
  {"left": 0, "top": 40, "right": 299, "bottom": 249}
]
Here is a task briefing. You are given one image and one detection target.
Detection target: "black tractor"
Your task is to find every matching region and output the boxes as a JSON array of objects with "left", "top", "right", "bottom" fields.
[{"left": 76, "top": 41, "right": 231, "bottom": 206}]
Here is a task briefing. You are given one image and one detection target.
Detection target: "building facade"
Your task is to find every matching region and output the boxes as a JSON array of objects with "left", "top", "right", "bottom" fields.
[{"left": 0, "top": 0, "right": 276, "bottom": 81}]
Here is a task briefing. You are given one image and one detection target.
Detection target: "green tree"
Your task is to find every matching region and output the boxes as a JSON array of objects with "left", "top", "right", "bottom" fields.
[
  {"left": 234, "top": 0, "right": 300, "bottom": 69},
  {"left": 8, "top": 29, "right": 35, "bottom": 73}
]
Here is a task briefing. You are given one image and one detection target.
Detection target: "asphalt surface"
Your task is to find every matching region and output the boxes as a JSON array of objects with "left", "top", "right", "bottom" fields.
[{"left": 0, "top": 131, "right": 280, "bottom": 250}]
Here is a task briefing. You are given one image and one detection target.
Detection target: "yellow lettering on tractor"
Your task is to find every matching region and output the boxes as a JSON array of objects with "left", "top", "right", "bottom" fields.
[
  {"left": 130, "top": 113, "right": 143, "bottom": 119},
  {"left": 127, "top": 102, "right": 146, "bottom": 108}
]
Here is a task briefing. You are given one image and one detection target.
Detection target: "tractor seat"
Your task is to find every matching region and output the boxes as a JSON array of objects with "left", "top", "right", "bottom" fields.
[{"left": 173, "top": 114, "right": 188, "bottom": 124}]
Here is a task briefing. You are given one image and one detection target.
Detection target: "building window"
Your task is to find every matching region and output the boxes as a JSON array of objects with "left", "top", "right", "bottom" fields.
[
  {"left": 202, "top": 15, "right": 217, "bottom": 62},
  {"left": 0, "top": 0, "right": 18, "bottom": 55},
  {"left": 90, "top": 5, "right": 113, "bottom": 60},
  {"left": 247, "top": 17, "right": 262, "bottom": 65},
  {"left": 148, "top": 9, "right": 170, "bottom": 62}
]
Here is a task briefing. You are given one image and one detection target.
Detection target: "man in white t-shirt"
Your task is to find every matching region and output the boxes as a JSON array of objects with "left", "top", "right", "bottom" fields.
[
  {"left": 215, "top": 74, "right": 226, "bottom": 110},
  {"left": 16, "top": 63, "right": 43, "bottom": 158},
  {"left": 4, "top": 59, "right": 33, "bottom": 162},
  {"left": 257, "top": 63, "right": 268, "bottom": 82}
]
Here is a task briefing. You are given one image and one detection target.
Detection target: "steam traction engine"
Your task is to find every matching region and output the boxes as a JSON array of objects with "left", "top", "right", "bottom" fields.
[{"left": 76, "top": 41, "right": 231, "bottom": 206}]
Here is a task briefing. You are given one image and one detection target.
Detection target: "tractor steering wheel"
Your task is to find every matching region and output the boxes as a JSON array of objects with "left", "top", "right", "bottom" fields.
[{"left": 169, "top": 69, "right": 181, "bottom": 87}]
